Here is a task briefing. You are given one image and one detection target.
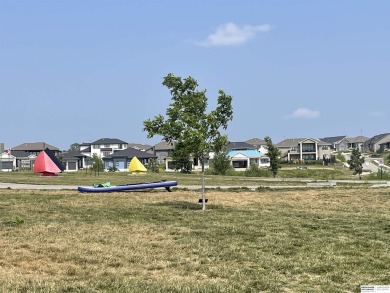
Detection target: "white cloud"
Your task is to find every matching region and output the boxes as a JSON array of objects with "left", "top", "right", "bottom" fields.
[
  {"left": 195, "top": 22, "right": 271, "bottom": 47},
  {"left": 289, "top": 108, "right": 320, "bottom": 119},
  {"left": 369, "top": 111, "right": 385, "bottom": 117}
]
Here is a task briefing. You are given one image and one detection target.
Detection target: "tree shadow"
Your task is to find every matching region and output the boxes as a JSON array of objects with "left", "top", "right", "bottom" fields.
[{"left": 149, "top": 201, "right": 202, "bottom": 210}]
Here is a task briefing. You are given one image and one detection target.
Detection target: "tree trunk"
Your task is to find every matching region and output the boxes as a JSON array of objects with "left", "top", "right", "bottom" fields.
[{"left": 201, "top": 155, "right": 206, "bottom": 211}]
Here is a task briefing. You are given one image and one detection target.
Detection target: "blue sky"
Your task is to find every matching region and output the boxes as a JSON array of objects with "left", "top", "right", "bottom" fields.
[{"left": 1, "top": 0, "right": 389, "bottom": 150}]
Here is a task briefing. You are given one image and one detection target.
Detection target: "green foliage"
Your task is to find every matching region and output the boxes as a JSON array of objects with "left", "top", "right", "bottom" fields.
[
  {"left": 91, "top": 154, "right": 104, "bottom": 174},
  {"left": 147, "top": 159, "right": 160, "bottom": 173},
  {"left": 107, "top": 166, "right": 118, "bottom": 172},
  {"left": 171, "top": 142, "right": 192, "bottom": 173},
  {"left": 211, "top": 150, "right": 232, "bottom": 175},
  {"left": 244, "top": 164, "right": 272, "bottom": 177},
  {"left": 143, "top": 73, "right": 233, "bottom": 158},
  {"left": 143, "top": 73, "right": 233, "bottom": 209},
  {"left": 264, "top": 136, "right": 281, "bottom": 178},
  {"left": 5, "top": 216, "right": 26, "bottom": 226},
  {"left": 68, "top": 143, "right": 80, "bottom": 152},
  {"left": 336, "top": 153, "right": 346, "bottom": 162},
  {"left": 364, "top": 169, "right": 390, "bottom": 180},
  {"left": 347, "top": 148, "right": 365, "bottom": 179}
]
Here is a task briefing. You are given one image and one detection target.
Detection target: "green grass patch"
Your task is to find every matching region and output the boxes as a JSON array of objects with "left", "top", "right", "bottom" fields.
[{"left": 0, "top": 188, "right": 389, "bottom": 292}]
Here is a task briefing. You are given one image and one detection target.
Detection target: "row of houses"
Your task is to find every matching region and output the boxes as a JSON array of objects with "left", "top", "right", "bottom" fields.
[{"left": 1, "top": 133, "right": 390, "bottom": 172}]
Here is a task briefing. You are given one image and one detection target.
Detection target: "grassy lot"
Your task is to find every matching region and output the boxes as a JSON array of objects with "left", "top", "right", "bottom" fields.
[
  {"left": 0, "top": 165, "right": 363, "bottom": 188},
  {"left": 0, "top": 187, "right": 389, "bottom": 292}
]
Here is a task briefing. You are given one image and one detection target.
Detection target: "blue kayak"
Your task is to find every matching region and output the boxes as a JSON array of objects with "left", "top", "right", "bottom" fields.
[{"left": 78, "top": 180, "right": 178, "bottom": 193}]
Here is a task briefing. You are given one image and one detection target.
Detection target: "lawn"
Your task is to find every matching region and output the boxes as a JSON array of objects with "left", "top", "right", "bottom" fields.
[
  {"left": 0, "top": 187, "right": 389, "bottom": 292},
  {"left": 0, "top": 165, "right": 361, "bottom": 189}
]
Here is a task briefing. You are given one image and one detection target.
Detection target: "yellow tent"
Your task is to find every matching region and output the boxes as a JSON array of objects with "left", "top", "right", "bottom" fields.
[{"left": 129, "top": 156, "right": 147, "bottom": 174}]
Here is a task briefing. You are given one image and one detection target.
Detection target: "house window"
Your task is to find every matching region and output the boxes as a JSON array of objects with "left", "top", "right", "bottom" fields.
[
  {"left": 92, "top": 145, "right": 99, "bottom": 149},
  {"left": 322, "top": 146, "right": 328, "bottom": 150},
  {"left": 233, "top": 161, "right": 247, "bottom": 168},
  {"left": 102, "top": 151, "right": 111, "bottom": 157},
  {"left": 302, "top": 144, "right": 315, "bottom": 152},
  {"left": 104, "top": 144, "right": 110, "bottom": 148},
  {"left": 291, "top": 147, "right": 297, "bottom": 151},
  {"left": 303, "top": 154, "right": 316, "bottom": 160},
  {"left": 260, "top": 158, "right": 269, "bottom": 164}
]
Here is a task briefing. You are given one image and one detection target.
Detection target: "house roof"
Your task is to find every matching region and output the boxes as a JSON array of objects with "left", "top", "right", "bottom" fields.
[
  {"left": 245, "top": 138, "right": 266, "bottom": 146},
  {"left": 364, "top": 133, "right": 390, "bottom": 146},
  {"left": 227, "top": 142, "right": 257, "bottom": 151},
  {"left": 103, "top": 147, "right": 157, "bottom": 160},
  {"left": 319, "top": 136, "right": 347, "bottom": 144},
  {"left": 91, "top": 138, "right": 128, "bottom": 145},
  {"left": 80, "top": 146, "right": 91, "bottom": 152},
  {"left": 344, "top": 136, "right": 369, "bottom": 144},
  {"left": 276, "top": 138, "right": 306, "bottom": 147},
  {"left": 152, "top": 141, "right": 175, "bottom": 151},
  {"left": 276, "top": 138, "right": 331, "bottom": 147},
  {"left": 61, "top": 150, "right": 86, "bottom": 160},
  {"left": 4, "top": 150, "right": 32, "bottom": 158},
  {"left": 128, "top": 143, "right": 152, "bottom": 151},
  {"left": 227, "top": 150, "right": 264, "bottom": 158},
  {"left": 12, "top": 142, "right": 60, "bottom": 151}
]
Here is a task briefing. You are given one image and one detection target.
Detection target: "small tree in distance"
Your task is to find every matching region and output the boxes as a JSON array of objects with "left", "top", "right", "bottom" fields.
[
  {"left": 264, "top": 136, "right": 281, "bottom": 178},
  {"left": 348, "top": 148, "right": 365, "bottom": 179},
  {"left": 143, "top": 73, "right": 233, "bottom": 210},
  {"left": 69, "top": 143, "right": 80, "bottom": 152},
  {"left": 211, "top": 148, "right": 232, "bottom": 175}
]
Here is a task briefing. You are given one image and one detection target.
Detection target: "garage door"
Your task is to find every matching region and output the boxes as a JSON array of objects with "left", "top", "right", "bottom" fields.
[
  {"left": 1, "top": 161, "right": 13, "bottom": 170},
  {"left": 68, "top": 162, "right": 77, "bottom": 170}
]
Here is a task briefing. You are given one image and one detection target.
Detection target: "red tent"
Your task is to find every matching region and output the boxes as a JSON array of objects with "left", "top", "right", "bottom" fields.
[{"left": 33, "top": 150, "right": 61, "bottom": 176}]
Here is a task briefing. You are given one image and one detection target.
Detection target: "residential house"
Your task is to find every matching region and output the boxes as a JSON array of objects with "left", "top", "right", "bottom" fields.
[
  {"left": 0, "top": 150, "right": 36, "bottom": 171},
  {"left": 227, "top": 141, "right": 257, "bottom": 151},
  {"left": 276, "top": 138, "right": 332, "bottom": 162},
  {"left": 61, "top": 138, "right": 128, "bottom": 171},
  {"left": 12, "top": 142, "right": 61, "bottom": 157},
  {"left": 319, "top": 136, "right": 347, "bottom": 151},
  {"left": 227, "top": 150, "right": 270, "bottom": 170},
  {"left": 338, "top": 136, "right": 369, "bottom": 151},
  {"left": 363, "top": 133, "right": 390, "bottom": 152},
  {"left": 245, "top": 138, "right": 268, "bottom": 153},
  {"left": 87, "top": 138, "right": 128, "bottom": 158},
  {"left": 226, "top": 141, "right": 269, "bottom": 170},
  {"left": 147, "top": 141, "right": 174, "bottom": 164},
  {"left": 61, "top": 150, "right": 89, "bottom": 171},
  {"left": 103, "top": 147, "right": 157, "bottom": 172},
  {"left": 2, "top": 142, "right": 59, "bottom": 171}
]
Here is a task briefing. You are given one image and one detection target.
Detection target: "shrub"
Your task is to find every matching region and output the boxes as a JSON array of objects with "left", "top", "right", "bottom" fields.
[
  {"left": 336, "top": 153, "right": 346, "bottom": 162},
  {"left": 107, "top": 166, "right": 118, "bottom": 172},
  {"left": 244, "top": 164, "right": 272, "bottom": 177}
]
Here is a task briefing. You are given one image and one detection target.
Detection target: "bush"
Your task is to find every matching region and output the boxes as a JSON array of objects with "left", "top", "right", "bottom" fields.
[
  {"left": 336, "top": 153, "right": 346, "bottom": 162},
  {"left": 366, "top": 169, "right": 390, "bottom": 180},
  {"left": 107, "top": 166, "right": 118, "bottom": 172},
  {"left": 244, "top": 164, "right": 272, "bottom": 177}
]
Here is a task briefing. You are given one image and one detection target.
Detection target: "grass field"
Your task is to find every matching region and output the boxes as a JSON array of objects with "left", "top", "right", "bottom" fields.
[
  {"left": 0, "top": 164, "right": 365, "bottom": 188},
  {"left": 1, "top": 187, "right": 389, "bottom": 292}
]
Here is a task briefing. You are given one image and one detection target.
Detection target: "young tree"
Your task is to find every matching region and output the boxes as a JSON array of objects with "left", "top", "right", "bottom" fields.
[
  {"left": 91, "top": 154, "right": 104, "bottom": 176},
  {"left": 264, "top": 136, "right": 281, "bottom": 178},
  {"left": 143, "top": 73, "right": 233, "bottom": 210},
  {"left": 348, "top": 148, "right": 365, "bottom": 179}
]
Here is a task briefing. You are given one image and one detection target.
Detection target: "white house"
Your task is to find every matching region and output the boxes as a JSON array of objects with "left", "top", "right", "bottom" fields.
[{"left": 227, "top": 150, "right": 270, "bottom": 171}]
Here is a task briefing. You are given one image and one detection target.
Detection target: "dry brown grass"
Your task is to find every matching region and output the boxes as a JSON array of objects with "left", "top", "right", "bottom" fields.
[{"left": 0, "top": 187, "right": 389, "bottom": 292}]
